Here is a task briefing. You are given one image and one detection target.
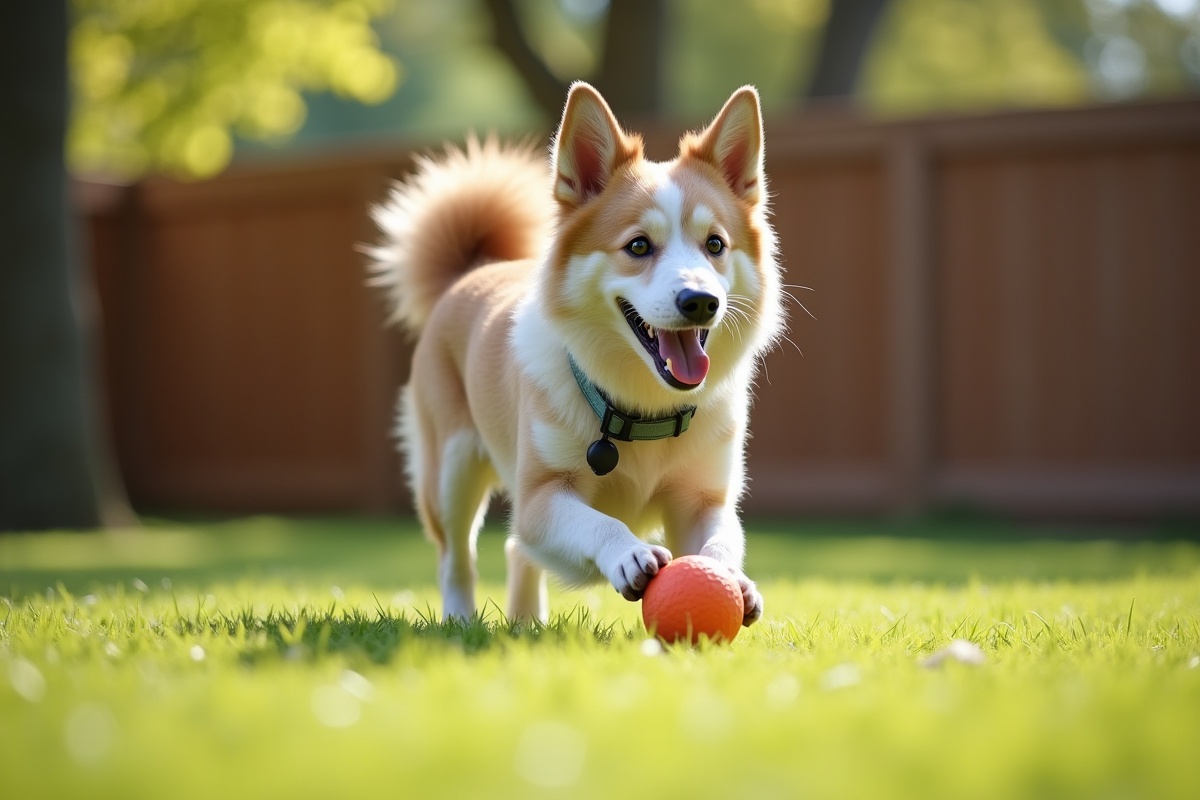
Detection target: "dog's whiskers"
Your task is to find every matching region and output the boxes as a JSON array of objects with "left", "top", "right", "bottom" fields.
[
  {"left": 778, "top": 288, "right": 816, "bottom": 322},
  {"left": 780, "top": 333, "right": 803, "bottom": 356},
  {"left": 721, "top": 294, "right": 758, "bottom": 341}
]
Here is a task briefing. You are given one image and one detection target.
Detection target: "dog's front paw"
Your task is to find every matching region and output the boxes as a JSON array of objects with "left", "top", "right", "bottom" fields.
[
  {"left": 607, "top": 544, "right": 672, "bottom": 602},
  {"left": 737, "top": 574, "right": 763, "bottom": 626}
]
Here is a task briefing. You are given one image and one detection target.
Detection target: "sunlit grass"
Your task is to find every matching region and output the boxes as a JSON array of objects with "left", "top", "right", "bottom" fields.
[{"left": 2, "top": 517, "right": 1199, "bottom": 799}]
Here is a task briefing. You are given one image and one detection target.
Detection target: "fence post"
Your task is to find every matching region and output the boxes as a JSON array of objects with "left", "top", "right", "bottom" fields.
[{"left": 887, "top": 131, "right": 933, "bottom": 514}]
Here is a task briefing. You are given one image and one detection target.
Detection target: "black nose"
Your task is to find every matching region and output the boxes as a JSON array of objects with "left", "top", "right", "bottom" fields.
[{"left": 676, "top": 289, "right": 720, "bottom": 324}]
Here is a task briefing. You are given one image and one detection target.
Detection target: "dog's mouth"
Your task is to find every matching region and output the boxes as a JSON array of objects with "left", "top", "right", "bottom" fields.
[{"left": 618, "top": 299, "right": 710, "bottom": 390}]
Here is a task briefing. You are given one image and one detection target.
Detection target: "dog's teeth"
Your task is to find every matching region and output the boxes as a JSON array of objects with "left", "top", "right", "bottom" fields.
[
  {"left": 647, "top": 325, "right": 655, "bottom": 339},
  {"left": 665, "top": 357, "right": 673, "bottom": 374}
]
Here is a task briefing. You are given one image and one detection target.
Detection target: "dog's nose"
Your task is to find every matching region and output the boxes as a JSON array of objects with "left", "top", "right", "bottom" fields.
[{"left": 676, "top": 289, "right": 720, "bottom": 324}]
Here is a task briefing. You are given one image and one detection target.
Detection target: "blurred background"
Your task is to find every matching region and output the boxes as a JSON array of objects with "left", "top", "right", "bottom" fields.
[{"left": 3, "top": 0, "right": 1199, "bottom": 530}]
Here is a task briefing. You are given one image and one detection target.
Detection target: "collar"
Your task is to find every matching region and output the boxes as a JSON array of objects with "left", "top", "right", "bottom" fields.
[{"left": 568, "top": 355, "right": 696, "bottom": 442}]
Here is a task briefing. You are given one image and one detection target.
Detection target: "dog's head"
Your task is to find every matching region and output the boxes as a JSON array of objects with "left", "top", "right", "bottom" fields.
[{"left": 540, "top": 83, "right": 783, "bottom": 414}]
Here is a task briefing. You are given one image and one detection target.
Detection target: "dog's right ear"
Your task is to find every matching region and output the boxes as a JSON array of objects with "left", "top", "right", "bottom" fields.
[{"left": 552, "top": 82, "right": 639, "bottom": 209}]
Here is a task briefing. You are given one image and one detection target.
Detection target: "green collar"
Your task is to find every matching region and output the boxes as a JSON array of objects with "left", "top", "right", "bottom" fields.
[{"left": 569, "top": 354, "right": 696, "bottom": 476}]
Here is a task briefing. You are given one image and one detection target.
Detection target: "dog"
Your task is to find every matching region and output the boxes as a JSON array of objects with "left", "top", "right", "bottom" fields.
[{"left": 369, "top": 82, "right": 784, "bottom": 627}]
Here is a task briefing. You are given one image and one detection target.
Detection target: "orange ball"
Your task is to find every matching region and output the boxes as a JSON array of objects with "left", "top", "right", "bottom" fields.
[{"left": 641, "top": 555, "right": 744, "bottom": 644}]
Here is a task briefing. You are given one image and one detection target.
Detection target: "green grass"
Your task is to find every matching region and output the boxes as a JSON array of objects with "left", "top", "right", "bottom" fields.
[{"left": 2, "top": 516, "right": 1199, "bottom": 799}]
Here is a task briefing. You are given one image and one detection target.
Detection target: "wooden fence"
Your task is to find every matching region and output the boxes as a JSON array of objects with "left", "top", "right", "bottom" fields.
[{"left": 79, "top": 97, "right": 1200, "bottom": 518}]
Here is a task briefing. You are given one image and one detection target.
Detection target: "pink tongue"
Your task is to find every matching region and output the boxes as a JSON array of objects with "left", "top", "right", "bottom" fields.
[{"left": 658, "top": 329, "right": 710, "bottom": 385}]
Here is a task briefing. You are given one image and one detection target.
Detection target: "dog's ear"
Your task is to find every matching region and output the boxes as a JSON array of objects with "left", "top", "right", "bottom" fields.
[
  {"left": 682, "top": 86, "right": 764, "bottom": 204},
  {"left": 552, "top": 82, "right": 639, "bottom": 209}
]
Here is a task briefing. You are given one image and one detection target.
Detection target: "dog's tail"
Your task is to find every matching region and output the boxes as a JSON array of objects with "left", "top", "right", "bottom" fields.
[{"left": 367, "top": 135, "right": 555, "bottom": 335}]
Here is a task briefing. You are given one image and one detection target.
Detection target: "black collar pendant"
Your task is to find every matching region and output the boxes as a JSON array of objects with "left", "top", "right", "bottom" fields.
[
  {"left": 586, "top": 437, "right": 620, "bottom": 476},
  {"left": 568, "top": 355, "right": 696, "bottom": 477}
]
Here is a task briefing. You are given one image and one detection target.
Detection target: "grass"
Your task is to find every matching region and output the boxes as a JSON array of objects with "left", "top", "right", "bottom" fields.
[{"left": 2, "top": 515, "right": 1199, "bottom": 799}]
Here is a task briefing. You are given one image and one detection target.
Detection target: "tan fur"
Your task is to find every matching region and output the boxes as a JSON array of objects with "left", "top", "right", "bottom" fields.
[
  {"left": 367, "top": 135, "right": 554, "bottom": 334},
  {"left": 371, "top": 83, "right": 784, "bottom": 623}
]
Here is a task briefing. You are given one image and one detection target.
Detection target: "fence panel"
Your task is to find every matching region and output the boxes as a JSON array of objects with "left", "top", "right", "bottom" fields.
[{"left": 81, "top": 99, "right": 1200, "bottom": 517}]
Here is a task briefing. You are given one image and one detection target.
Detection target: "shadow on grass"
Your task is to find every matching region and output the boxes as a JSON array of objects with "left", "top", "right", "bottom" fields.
[
  {"left": 2, "top": 512, "right": 1199, "bottom": 599},
  {"left": 189, "top": 604, "right": 626, "bottom": 663}
]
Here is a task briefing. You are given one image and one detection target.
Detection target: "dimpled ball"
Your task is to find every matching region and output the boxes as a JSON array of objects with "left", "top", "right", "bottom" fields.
[{"left": 641, "top": 555, "right": 744, "bottom": 644}]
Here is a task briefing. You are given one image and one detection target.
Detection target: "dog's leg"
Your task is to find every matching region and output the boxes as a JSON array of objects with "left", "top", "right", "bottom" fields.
[
  {"left": 516, "top": 484, "right": 672, "bottom": 601},
  {"left": 505, "top": 537, "right": 547, "bottom": 623},
  {"left": 431, "top": 429, "right": 495, "bottom": 621},
  {"left": 666, "top": 502, "right": 763, "bottom": 626}
]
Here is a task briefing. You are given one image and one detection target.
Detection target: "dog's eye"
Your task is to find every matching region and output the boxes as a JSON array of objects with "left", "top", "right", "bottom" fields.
[
  {"left": 626, "top": 237, "right": 652, "bottom": 257},
  {"left": 706, "top": 235, "right": 726, "bottom": 255}
]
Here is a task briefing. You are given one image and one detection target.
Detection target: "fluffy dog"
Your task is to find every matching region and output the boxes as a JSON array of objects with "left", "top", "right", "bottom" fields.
[{"left": 369, "top": 82, "right": 783, "bottom": 626}]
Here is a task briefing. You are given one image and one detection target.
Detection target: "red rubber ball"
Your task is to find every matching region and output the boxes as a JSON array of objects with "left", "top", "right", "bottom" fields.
[{"left": 641, "top": 555, "right": 744, "bottom": 644}]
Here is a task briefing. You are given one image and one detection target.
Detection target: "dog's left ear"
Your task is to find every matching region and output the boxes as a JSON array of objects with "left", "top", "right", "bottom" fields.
[{"left": 682, "top": 87, "right": 764, "bottom": 204}]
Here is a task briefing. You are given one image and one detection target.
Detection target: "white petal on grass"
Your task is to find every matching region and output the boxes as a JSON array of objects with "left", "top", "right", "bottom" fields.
[
  {"left": 766, "top": 673, "right": 800, "bottom": 707},
  {"left": 189, "top": 646, "right": 206, "bottom": 662},
  {"left": 604, "top": 672, "right": 649, "bottom": 710},
  {"left": 639, "top": 638, "right": 663, "bottom": 657},
  {"left": 339, "top": 670, "right": 375, "bottom": 701},
  {"left": 132, "top": 578, "right": 148, "bottom": 593},
  {"left": 921, "top": 639, "right": 987, "bottom": 669},
  {"left": 679, "top": 689, "right": 734, "bottom": 742},
  {"left": 514, "top": 721, "right": 587, "bottom": 787},
  {"left": 476, "top": 678, "right": 518, "bottom": 714},
  {"left": 9, "top": 658, "right": 47, "bottom": 702},
  {"left": 820, "top": 663, "right": 861, "bottom": 691},
  {"left": 64, "top": 703, "right": 118, "bottom": 764},
  {"left": 103, "top": 642, "right": 121, "bottom": 658},
  {"left": 330, "top": 586, "right": 345, "bottom": 602},
  {"left": 311, "top": 684, "right": 361, "bottom": 728},
  {"left": 1188, "top": 656, "right": 1199, "bottom": 670}
]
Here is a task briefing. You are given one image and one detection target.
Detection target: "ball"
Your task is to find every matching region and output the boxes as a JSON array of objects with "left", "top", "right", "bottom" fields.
[{"left": 641, "top": 555, "right": 744, "bottom": 644}]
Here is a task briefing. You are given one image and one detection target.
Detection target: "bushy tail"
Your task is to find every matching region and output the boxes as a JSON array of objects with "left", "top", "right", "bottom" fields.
[{"left": 366, "top": 135, "right": 555, "bottom": 335}]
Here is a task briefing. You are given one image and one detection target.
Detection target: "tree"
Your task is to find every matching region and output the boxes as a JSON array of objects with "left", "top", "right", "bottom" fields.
[
  {"left": 804, "top": 0, "right": 890, "bottom": 101},
  {"left": 484, "top": 0, "right": 665, "bottom": 119},
  {"left": 0, "top": 2, "right": 130, "bottom": 530},
  {"left": 483, "top": 0, "right": 890, "bottom": 120},
  {"left": 1, "top": 1, "right": 407, "bottom": 532}
]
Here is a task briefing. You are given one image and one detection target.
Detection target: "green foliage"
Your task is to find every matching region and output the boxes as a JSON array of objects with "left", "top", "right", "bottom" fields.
[
  {"left": 2, "top": 518, "right": 1199, "bottom": 798},
  {"left": 67, "top": 0, "right": 1200, "bottom": 179},
  {"left": 864, "top": 0, "right": 1088, "bottom": 113},
  {"left": 69, "top": 0, "right": 400, "bottom": 178},
  {"left": 863, "top": 0, "right": 1199, "bottom": 114}
]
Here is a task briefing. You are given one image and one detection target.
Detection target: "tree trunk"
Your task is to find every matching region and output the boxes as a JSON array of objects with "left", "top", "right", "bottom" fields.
[
  {"left": 0, "top": 1, "right": 133, "bottom": 531},
  {"left": 594, "top": 0, "right": 665, "bottom": 118},
  {"left": 482, "top": 0, "right": 569, "bottom": 120},
  {"left": 483, "top": 0, "right": 665, "bottom": 120},
  {"left": 805, "top": 0, "right": 890, "bottom": 100}
]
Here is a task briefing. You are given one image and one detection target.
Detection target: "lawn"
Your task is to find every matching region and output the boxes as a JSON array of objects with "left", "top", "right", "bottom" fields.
[{"left": 2, "top": 516, "right": 1199, "bottom": 799}]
